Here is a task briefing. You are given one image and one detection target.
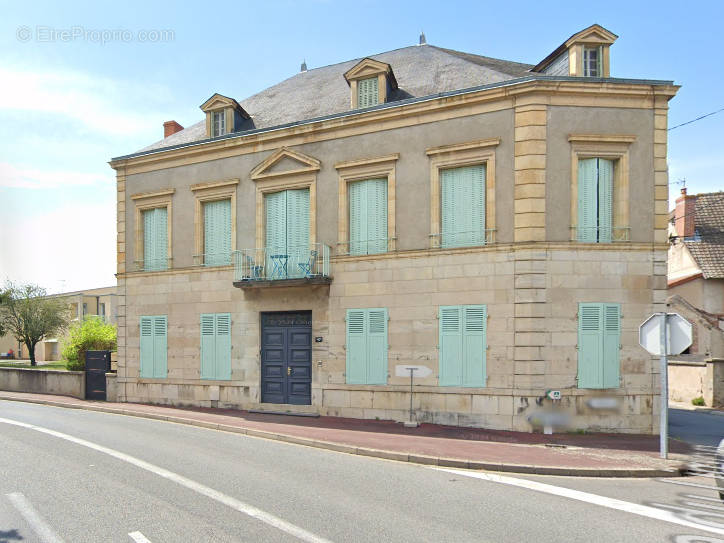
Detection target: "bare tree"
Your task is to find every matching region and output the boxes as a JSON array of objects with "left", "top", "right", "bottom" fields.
[{"left": 0, "top": 283, "right": 68, "bottom": 366}]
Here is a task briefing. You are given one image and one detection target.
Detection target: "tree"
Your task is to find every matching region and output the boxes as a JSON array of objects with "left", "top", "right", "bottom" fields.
[
  {"left": 0, "top": 283, "right": 69, "bottom": 366},
  {"left": 61, "top": 316, "right": 117, "bottom": 371},
  {"left": 0, "top": 287, "right": 9, "bottom": 338}
]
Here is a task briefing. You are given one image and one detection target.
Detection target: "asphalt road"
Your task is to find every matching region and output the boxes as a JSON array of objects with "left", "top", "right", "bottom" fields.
[
  {"left": 669, "top": 407, "right": 724, "bottom": 447},
  {"left": 0, "top": 401, "right": 722, "bottom": 543}
]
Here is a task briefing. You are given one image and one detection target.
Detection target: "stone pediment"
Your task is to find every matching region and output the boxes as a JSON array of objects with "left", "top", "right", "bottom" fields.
[
  {"left": 565, "top": 24, "right": 618, "bottom": 46},
  {"left": 250, "top": 148, "right": 321, "bottom": 180},
  {"left": 200, "top": 93, "right": 249, "bottom": 118},
  {"left": 343, "top": 58, "right": 398, "bottom": 89}
]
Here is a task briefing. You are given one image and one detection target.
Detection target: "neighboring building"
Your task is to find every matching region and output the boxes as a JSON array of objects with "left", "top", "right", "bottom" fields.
[
  {"left": 0, "top": 286, "right": 117, "bottom": 361},
  {"left": 667, "top": 189, "right": 724, "bottom": 406},
  {"left": 110, "top": 25, "right": 678, "bottom": 433}
]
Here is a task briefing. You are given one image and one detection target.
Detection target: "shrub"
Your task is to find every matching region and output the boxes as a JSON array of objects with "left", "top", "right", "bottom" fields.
[
  {"left": 61, "top": 317, "right": 117, "bottom": 371},
  {"left": 692, "top": 396, "right": 706, "bottom": 407}
]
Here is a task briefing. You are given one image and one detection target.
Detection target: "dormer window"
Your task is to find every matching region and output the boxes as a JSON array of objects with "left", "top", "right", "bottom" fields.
[
  {"left": 343, "top": 58, "right": 398, "bottom": 110},
  {"left": 212, "top": 111, "right": 226, "bottom": 137},
  {"left": 583, "top": 46, "right": 601, "bottom": 77},
  {"left": 200, "top": 93, "right": 250, "bottom": 139},
  {"left": 532, "top": 24, "right": 617, "bottom": 78},
  {"left": 357, "top": 77, "right": 379, "bottom": 108}
]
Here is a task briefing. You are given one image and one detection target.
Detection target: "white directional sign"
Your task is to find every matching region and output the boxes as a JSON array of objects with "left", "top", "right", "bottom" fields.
[
  {"left": 394, "top": 365, "right": 433, "bottom": 378},
  {"left": 639, "top": 313, "right": 693, "bottom": 356}
]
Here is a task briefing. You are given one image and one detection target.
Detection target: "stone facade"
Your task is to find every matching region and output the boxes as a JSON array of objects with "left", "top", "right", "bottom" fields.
[{"left": 111, "top": 30, "right": 678, "bottom": 434}]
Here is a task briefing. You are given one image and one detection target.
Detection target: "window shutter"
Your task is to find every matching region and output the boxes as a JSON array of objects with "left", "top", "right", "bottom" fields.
[
  {"left": 441, "top": 165, "right": 485, "bottom": 248},
  {"left": 139, "top": 316, "right": 154, "bottom": 378},
  {"left": 349, "top": 180, "right": 367, "bottom": 256},
  {"left": 439, "top": 306, "right": 463, "bottom": 386},
  {"left": 346, "top": 309, "right": 367, "bottom": 384},
  {"left": 286, "top": 189, "right": 310, "bottom": 278},
  {"left": 357, "top": 77, "right": 378, "bottom": 108},
  {"left": 265, "top": 191, "right": 287, "bottom": 274},
  {"left": 143, "top": 210, "right": 155, "bottom": 271},
  {"left": 366, "top": 179, "right": 388, "bottom": 254},
  {"left": 200, "top": 313, "right": 216, "bottom": 379},
  {"left": 462, "top": 305, "right": 486, "bottom": 387},
  {"left": 597, "top": 159, "right": 614, "bottom": 243},
  {"left": 577, "top": 158, "right": 598, "bottom": 242},
  {"left": 215, "top": 313, "right": 232, "bottom": 380},
  {"left": 602, "top": 304, "right": 620, "bottom": 388},
  {"left": 578, "top": 303, "right": 603, "bottom": 388},
  {"left": 366, "top": 308, "right": 388, "bottom": 384},
  {"left": 152, "top": 315, "right": 167, "bottom": 379},
  {"left": 204, "top": 199, "right": 231, "bottom": 266}
]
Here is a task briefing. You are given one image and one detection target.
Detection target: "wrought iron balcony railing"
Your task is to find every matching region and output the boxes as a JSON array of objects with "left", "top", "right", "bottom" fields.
[
  {"left": 233, "top": 244, "right": 331, "bottom": 283},
  {"left": 429, "top": 229, "right": 496, "bottom": 249},
  {"left": 570, "top": 226, "right": 630, "bottom": 243}
]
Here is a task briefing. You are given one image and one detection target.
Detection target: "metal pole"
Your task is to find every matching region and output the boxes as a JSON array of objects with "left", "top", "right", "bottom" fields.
[
  {"left": 659, "top": 313, "right": 669, "bottom": 459},
  {"left": 409, "top": 368, "right": 414, "bottom": 423}
]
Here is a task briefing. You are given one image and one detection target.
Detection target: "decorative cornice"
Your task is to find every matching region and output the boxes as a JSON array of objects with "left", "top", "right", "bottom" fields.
[
  {"left": 250, "top": 147, "right": 321, "bottom": 181},
  {"left": 568, "top": 134, "right": 636, "bottom": 144},
  {"left": 425, "top": 138, "right": 501, "bottom": 156},
  {"left": 190, "top": 178, "right": 239, "bottom": 191},
  {"left": 130, "top": 188, "right": 175, "bottom": 200},
  {"left": 334, "top": 153, "right": 399, "bottom": 170}
]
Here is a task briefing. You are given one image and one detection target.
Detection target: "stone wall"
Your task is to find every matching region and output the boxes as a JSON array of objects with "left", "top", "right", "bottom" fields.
[
  {"left": 669, "top": 359, "right": 724, "bottom": 407},
  {"left": 0, "top": 368, "right": 85, "bottom": 399}
]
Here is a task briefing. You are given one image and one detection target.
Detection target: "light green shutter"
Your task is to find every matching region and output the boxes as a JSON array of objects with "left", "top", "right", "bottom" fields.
[
  {"left": 152, "top": 315, "right": 167, "bottom": 378},
  {"left": 139, "top": 316, "right": 154, "bottom": 378},
  {"left": 357, "top": 77, "right": 379, "bottom": 108},
  {"left": 441, "top": 165, "right": 485, "bottom": 248},
  {"left": 366, "top": 308, "right": 388, "bottom": 384},
  {"left": 578, "top": 303, "right": 603, "bottom": 388},
  {"left": 346, "top": 309, "right": 367, "bottom": 384},
  {"left": 602, "top": 304, "right": 620, "bottom": 388},
  {"left": 265, "top": 191, "right": 287, "bottom": 275},
  {"left": 439, "top": 306, "right": 462, "bottom": 386},
  {"left": 215, "top": 313, "right": 232, "bottom": 380},
  {"left": 577, "top": 158, "right": 598, "bottom": 242},
  {"left": 366, "top": 179, "right": 388, "bottom": 254},
  {"left": 349, "top": 181, "right": 366, "bottom": 255},
  {"left": 204, "top": 199, "right": 231, "bottom": 266},
  {"left": 597, "top": 159, "right": 614, "bottom": 243},
  {"left": 286, "top": 189, "right": 310, "bottom": 278},
  {"left": 462, "top": 305, "right": 486, "bottom": 387},
  {"left": 200, "top": 313, "right": 215, "bottom": 379},
  {"left": 144, "top": 207, "right": 168, "bottom": 271}
]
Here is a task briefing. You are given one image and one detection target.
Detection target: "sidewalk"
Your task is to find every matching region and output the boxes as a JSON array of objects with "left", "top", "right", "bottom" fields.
[{"left": 0, "top": 391, "right": 689, "bottom": 478}]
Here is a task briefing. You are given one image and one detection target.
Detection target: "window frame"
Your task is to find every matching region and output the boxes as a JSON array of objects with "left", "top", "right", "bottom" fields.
[
  {"left": 335, "top": 154, "right": 398, "bottom": 256},
  {"left": 426, "top": 138, "right": 499, "bottom": 249},
  {"left": 212, "top": 110, "right": 226, "bottom": 137},
  {"left": 356, "top": 76, "right": 379, "bottom": 108},
  {"left": 190, "top": 179, "right": 238, "bottom": 267},
  {"left": 582, "top": 45, "right": 602, "bottom": 77},
  {"left": 568, "top": 135, "right": 636, "bottom": 243},
  {"left": 131, "top": 189, "right": 174, "bottom": 272}
]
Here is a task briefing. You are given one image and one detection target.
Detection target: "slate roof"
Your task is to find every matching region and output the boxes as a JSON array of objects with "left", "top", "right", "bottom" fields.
[
  {"left": 137, "top": 44, "right": 533, "bottom": 153},
  {"left": 684, "top": 192, "right": 724, "bottom": 279}
]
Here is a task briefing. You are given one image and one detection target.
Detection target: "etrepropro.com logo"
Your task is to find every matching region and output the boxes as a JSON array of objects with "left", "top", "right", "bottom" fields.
[{"left": 16, "top": 26, "right": 175, "bottom": 44}]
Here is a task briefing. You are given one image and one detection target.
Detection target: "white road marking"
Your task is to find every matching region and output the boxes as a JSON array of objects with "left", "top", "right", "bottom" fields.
[
  {"left": 438, "top": 468, "right": 724, "bottom": 536},
  {"left": 5, "top": 492, "right": 65, "bottom": 543},
  {"left": 128, "top": 531, "right": 152, "bottom": 543},
  {"left": 0, "top": 417, "right": 331, "bottom": 543}
]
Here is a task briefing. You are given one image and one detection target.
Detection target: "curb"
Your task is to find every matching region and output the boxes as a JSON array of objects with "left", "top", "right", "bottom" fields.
[{"left": 0, "top": 395, "right": 684, "bottom": 478}]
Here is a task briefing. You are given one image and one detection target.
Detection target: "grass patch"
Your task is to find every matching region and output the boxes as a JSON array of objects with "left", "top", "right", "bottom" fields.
[
  {"left": 0, "top": 360, "right": 68, "bottom": 371},
  {"left": 692, "top": 396, "right": 706, "bottom": 406}
]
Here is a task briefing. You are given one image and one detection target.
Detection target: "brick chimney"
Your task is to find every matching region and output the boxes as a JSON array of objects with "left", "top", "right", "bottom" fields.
[
  {"left": 163, "top": 120, "right": 184, "bottom": 138},
  {"left": 674, "top": 187, "right": 697, "bottom": 238}
]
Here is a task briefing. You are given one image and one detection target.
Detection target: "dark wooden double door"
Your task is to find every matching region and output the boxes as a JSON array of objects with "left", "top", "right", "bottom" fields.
[{"left": 261, "top": 311, "right": 312, "bottom": 405}]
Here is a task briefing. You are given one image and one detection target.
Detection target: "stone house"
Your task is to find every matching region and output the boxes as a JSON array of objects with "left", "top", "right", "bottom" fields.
[{"left": 110, "top": 25, "right": 678, "bottom": 433}]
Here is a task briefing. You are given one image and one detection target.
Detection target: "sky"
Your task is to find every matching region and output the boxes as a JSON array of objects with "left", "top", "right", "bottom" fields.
[{"left": 0, "top": 0, "right": 722, "bottom": 293}]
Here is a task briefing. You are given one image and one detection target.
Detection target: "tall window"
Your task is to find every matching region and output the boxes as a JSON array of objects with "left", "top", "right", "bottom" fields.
[
  {"left": 143, "top": 207, "right": 168, "bottom": 271},
  {"left": 583, "top": 46, "right": 601, "bottom": 77},
  {"left": 140, "top": 315, "right": 167, "bottom": 379},
  {"left": 349, "top": 178, "right": 387, "bottom": 255},
  {"left": 200, "top": 313, "right": 231, "bottom": 380},
  {"left": 439, "top": 305, "right": 487, "bottom": 387},
  {"left": 203, "top": 199, "right": 232, "bottom": 266},
  {"left": 265, "top": 189, "right": 310, "bottom": 278},
  {"left": 212, "top": 111, "right": 226, "bottom": 137},
  {"left": 577, "top": 158, "right": 613, "bottom": 242},
  {"left": 578, "top": 303, "right": 620, "bottom": 389},
  {"left": 346, "top": 308, "right": 388, "bottom": 385},
  {"left": 357, "top": 77, "right": 379, "bottom": 108},
  {"left": 440, "top": 164, "right": 486, "bottom": 248}
]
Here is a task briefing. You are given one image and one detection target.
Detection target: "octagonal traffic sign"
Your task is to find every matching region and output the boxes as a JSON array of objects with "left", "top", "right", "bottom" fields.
[{"left": 639, "top": 313, "right": 693, "bottom": 356}]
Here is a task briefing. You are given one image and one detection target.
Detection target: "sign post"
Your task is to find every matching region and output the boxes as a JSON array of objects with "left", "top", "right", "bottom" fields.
[{"left": 639, "top": 313, "right": 693, "bottom": 459}]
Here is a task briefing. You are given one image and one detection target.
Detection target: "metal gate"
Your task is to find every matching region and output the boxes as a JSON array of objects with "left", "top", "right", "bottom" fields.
[
  {"left": 85, "top": 350, "right": 110, "bottom": 401},
  {"left": 260, "top": 311, "right": 312, "bottom": 405}
]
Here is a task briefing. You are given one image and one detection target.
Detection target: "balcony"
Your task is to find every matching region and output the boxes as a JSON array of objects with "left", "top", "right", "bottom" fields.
[{"left": 232, "top": 244, "right": 332, "bottom": 288}]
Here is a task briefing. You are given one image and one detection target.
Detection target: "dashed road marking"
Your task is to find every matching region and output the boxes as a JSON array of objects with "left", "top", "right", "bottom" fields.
[
  {"left": 128, "top": 531, "right": 152, "bottom": 542},
  {"left": 6, "top": 492, "right": 65, "bottom": 543}
]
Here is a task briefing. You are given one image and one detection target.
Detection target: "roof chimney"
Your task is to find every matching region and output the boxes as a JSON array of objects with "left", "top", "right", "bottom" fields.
[
  {"left": 674, "top": 187, "right": 697, "bottom": 238},
  {"left": 300, "top": 59, "right": 307, "bottom": 72},
  {"left": 419, "top": 31, "right": 426, "bottom": 45},
  {"left": 163, "top": 120, "right": 184, "bottom": 138}
]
